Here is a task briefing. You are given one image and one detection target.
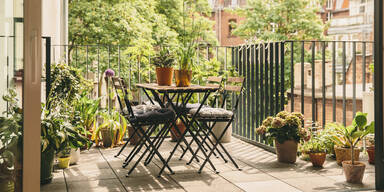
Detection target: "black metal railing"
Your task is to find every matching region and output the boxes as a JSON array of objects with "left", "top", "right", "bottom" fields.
[{"left": 43, "top": 40, "right": 374, "bottom": 150}]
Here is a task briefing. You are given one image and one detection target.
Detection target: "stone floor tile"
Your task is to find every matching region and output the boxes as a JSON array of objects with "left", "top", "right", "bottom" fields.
[
  {"left": 183, "top": 183, "right": 244, "bottom": 192},
  {"left": 119, "top": 175, "right": 180, "bottom": 191},
  {"left": 64, "top": 167, "right": 117, "bottom": 182},
  {"left": 67, "top": 179, "right": 125, "bottom": 192},
  {"left": 41, "top": 182, "right": 67, "bottom": 192},
  {"left": 219, "top": 171, "right": 274, "bottom": 183},
  {"left": 282, "top": 176, "right": 349, "bottom": 192},
  {"left": 235, "top": 180, "right": 302, "bottom": 192},
  {"left": 169, "top": 172, "right": 231, "bottom": 187}
]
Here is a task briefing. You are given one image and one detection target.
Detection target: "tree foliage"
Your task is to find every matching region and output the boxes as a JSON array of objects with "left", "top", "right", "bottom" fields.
[{"left": 233, "top": 0, "right": 326, "bottom": 41}]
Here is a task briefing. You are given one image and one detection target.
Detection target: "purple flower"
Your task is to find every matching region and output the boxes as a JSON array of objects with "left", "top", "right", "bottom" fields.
[{"left": 105, "top": 69, "right": 115, "bottom": 77}]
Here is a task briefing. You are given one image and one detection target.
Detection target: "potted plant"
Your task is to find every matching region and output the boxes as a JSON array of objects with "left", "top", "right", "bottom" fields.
[
  {"left": 366, "top": 134, "right": 375, "bottom": 164},
  {"left": 170, "top": 119, "right": 187, "bottom": 142},
  {"left": 0, "top": 90, "right": 23, "bottom": 191},
  {"left": 256, "top": 111, "right": 310, "bottom": 163},
  {"left": 326, "top": 122, "right": 362, "bottom": 165},
  {"left": 152, "top": 48, "right": 176, "bottom": 86},
  {"left": 175, "top": 0, "right": 207, "bottom": 87},
  {"left": 340, "top": 112, "right": 374, "bottom": 183},
  {"left": 57, "top": 147, "right": 71, "bottom": 169},
  {"left": 306, "top": 136, "right": 327, "bottom": 167},
  {"left": 93, "top": 110, "right": 127, "bottom": 148}
]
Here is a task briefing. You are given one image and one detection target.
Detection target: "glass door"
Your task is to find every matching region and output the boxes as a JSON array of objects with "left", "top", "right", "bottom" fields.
[
  {"left": 1, "top": 0, "right": 42, "bottom": 191},
  {"left": 0, "top": 0, "right": 24, "bottom": 191}
]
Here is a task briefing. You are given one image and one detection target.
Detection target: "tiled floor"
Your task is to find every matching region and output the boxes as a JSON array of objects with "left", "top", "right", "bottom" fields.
[{"left": 41, "top": 137, "right": 376, "bottom": 192}]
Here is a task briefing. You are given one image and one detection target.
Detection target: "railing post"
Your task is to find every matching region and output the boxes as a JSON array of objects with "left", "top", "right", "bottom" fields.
[
  {"left": 44, "top": 37, "right": 51, "bottom": 102},
  {"left": 280, "top": 42, "right": 285, "bottom": 111}
]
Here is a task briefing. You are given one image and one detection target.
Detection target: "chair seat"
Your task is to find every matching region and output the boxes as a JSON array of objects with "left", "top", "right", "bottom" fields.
[
  {"left": 188, "top": 107, "right": 233, "bottom": 119},
  {"left": 129, "top": 108, "right": 175, "bottom": 124},
  {"left": 167, "top": 102, "right": 209, "bottom": 113},
  {"left": 132, "top": 104, "right": 161, "bottom": 115}
]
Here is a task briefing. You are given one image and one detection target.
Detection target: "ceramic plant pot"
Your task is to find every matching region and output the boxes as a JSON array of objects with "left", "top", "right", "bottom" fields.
[
  {"left": 367, "top": 146, "right": 375, "bottom": 164},
  {"left": 275, "top": 140, "right": 298, "bottom": 163},
  {"left": 156, "top": 67, "right": 174, "bottom": 86},
  {"left": 101, "top": 129, "right": 112, "bottom": 148},
  {"left": 40, "top": 148, "right": 55, "bottom": 184},
  {"left": 334, "top": 146, "right": 360, "bottom": 166},
  {"left": 174, "top": 69, "right": 192, "bottom": 87},
  {"left": 58, "top": 156, "right": 71, "bottom": 169},
  {"left": 170, "top": 120, "right": 186, "bottom": 142},
  {"left": 0, "top": 180, "right": 14, "bottom": 192},
  {"left": 342, "top": 161, "right": 366, "bottom": 184},
  {"left": 309, "top": 152, "right": 326, "bottom": 167},
  {"left": 70, "top": 148, "right": 81, "bottom": 165},
  {"left": 210, "top": 122, "right": 232, "bottom": 143},
  {"left": 128, "top": 125, "right": 147, "bottom": 145}
]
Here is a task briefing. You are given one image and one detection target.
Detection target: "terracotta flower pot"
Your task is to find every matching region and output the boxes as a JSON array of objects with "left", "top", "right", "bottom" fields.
[
  {"left": 309, "top": 152, "right": 326, "bottom": 167},
  {"left": 275, "top": 140, "right": 298, "bottom": 163},
  {"left": 127, "top": 125, "right": 147, "bottom": 145},
  {"left": 170, "top": 120, "right": 186, "bottom": 142},
  {"left": 156, "top": 67, "right": 173, "bottom": 86},
  {"left": 342, "top": 161, "right": 366, "bottom": 184},
  {"left": 101, "top": 129, "right": 112, "bottom": 148},
  {"left": 174, "top": 69, "right": 192, "bottom": 87},
  {"left": 334, "top": 146, "right": 360, "bottom": 166},
  {"left": 367, "top": 146, "right": 375, "bottom": 164}
]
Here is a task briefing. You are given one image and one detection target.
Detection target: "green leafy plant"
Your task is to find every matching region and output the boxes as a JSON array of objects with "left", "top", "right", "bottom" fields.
[
  {"left": 92, "top": 110, "right": 127, "bottom": 148},
  {"left": 72, "top": 93, "right": 100, "bottom": 138},
  {"left": 49, "top": 62, "right": 92, "bottom": 107},
  {"left": 256, "top": 111, "right": 310, "bottom": 144},
  {"left": 152, "top": 48, "right": 177, "bottom": 68},
  {"left": 0, "top": 89, "right": 22, "bottom": 182},
  {"left": 305, "top": 136, "right": 327, "bottom": 153},
  {"left": 332, "top": 112, "right": 374, "bottom": 165}
]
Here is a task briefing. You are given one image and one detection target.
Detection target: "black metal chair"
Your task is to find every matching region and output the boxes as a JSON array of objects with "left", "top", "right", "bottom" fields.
[
  {"left": 187, "top": 76, "right": 245, "bottom": 173},
  {"left": 110, "top": 77, "right": 176, "bottom": 176}
]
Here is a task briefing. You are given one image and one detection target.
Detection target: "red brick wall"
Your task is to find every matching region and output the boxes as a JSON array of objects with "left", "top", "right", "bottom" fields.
[
  {"left": 286, "top": 93, "right": 362, "bottom": 126},
  {"left": 210, "top": 10, "right": 245, "bottom": 46}
]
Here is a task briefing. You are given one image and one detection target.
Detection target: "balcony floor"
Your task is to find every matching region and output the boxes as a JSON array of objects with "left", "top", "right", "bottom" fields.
[{"left": 41, "top": 137, "right": 375, "bottom": 192}]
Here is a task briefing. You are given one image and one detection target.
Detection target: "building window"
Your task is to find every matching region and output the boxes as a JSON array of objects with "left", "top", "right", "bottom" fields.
[
  {"left": 228, "top": 19, "right": 237, "bottom": 37},
  {"left": 326, "top": 0, "right": 333, "bottom": 9},
  {"left": 231, "top": 0, "right": 238, "bottom": 7}
]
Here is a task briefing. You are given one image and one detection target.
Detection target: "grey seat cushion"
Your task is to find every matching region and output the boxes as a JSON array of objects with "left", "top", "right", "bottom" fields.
[
  {"left": 132, "top": 104, "right": 162, "bottom": 116},
  {"left": 130, "top": 108, "right": 175, "bottom": 123},
  {"left": 189, "top": 107, "right": 233, "bottom": 118}
]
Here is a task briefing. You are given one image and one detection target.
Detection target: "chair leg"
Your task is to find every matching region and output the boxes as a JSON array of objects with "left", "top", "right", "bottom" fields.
[
  {"left": 186, "top": 122, "right": 227, "bottom": 165},
  {"left": 198, "top": 119, "right": 241, "bottom": 173},
  {"left": 115, "top": 124, "right": 142, "bottom": 157},
  {"left": 144, "top": 123, "right": 171, "bottom": 165},
  {"left": 126, "top": 122, "right": 174, "bottom": 177},
  {"left": 123, "top": 125, "right": 155, "bottom": 168}
]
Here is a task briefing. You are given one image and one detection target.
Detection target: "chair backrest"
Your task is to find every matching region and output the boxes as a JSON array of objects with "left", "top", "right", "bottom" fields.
[
  {"left": 222, "top": 76, "right": 245, "bottom": 111},
  {"left": 111, "top": 77, "right": 135, "bottom": 117},
  {"left": 205, "top": 76, "right": 224, "bottom": 107}
]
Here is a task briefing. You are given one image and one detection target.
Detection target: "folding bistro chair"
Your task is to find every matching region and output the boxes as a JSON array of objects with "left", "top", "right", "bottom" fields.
[
  {"left": 178, "top": 76, "right": 230, "bottom": 162},
  {"left": 187, "top": 76, "right": 245, "bottom": 173},
  {"left": 110, "top": 77, "right": 176, "bottom": 176}
]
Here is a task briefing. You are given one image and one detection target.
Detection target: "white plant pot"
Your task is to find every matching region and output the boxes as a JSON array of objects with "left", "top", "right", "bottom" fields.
[
  {"left": 210, "top": 122, "right": 232, "bottom": 143},
  {"left": 362, "top": 91, "right": 374, "bottom": 123},
  {"left": 70, "top": 148, "right": 81, "bottom": 165}
]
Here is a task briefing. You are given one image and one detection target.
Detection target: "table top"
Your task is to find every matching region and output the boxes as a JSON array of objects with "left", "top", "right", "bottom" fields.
[{"left": 136, "top": 83, "right": 219, "bottom": 93}]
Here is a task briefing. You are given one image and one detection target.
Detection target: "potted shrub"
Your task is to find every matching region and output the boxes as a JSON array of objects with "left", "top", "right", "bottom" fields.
[
  {"left": 93, "top": 110, "right": 127, "bottom": 148},
  {"left": 57, "top": 148, "right": 71, "bottom": 169},
  {"left": 306, "top": 136, "right": 327, "bottom": 167},
  {"left": 152, "top": 48, "right": 176, "bottom": 86},
  {"left": 366, "top": 134, "right": 375, "bottom": 164},
  {"left": 326, "top": 122, "right": 362, "bottom": 165},
  {"left": 340, "top": 112, "right": 374, "bottom": 183},
  {"left": 256, "top": 111, "right": 310, "bottom": 163}
]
